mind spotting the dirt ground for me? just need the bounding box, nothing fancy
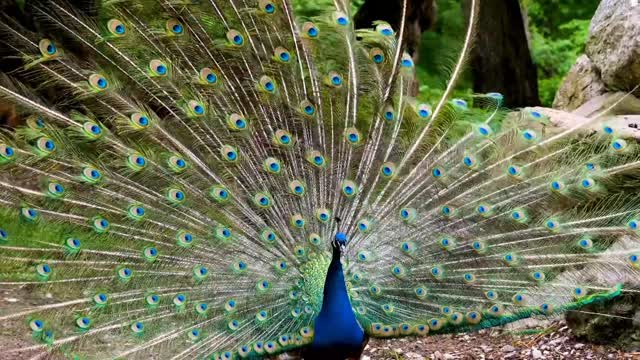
[362,321,640,360]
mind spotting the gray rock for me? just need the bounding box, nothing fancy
[586,0,640,90]
[531,348,543,359]
[501,345,516,352]
[405,351,425,360]
[553,55,607,111]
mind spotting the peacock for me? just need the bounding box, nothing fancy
[0,0,639,359]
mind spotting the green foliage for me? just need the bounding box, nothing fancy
[293,0,363,18]
[291,0,600,109]
[524,0,600,106]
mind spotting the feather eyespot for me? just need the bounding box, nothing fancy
[370,48,385,64]
[315,208,331,223]
[254,192,273,208]
[82,121,103,140]
[415,103,431,119]
[199,67,218,85]
[344,128,362,145]
[92,216,110,233]
[177,231,194,247]
[401,53,414,68]
[36,137,56,155]
[381,162,396,177]
[89,73,109,91]
[128,205,146,220]
[0,144,16,162]
[259,0,276,13]
[47,181,65,198]
[302,22,319,38]
[306,150,326,167]
[376,23,394,36]
[149,59,169,76]
[127,153,147,171]
[341,180,358,198]
[334,11,349,26]
[209,185,231,203]
[259,75,276,93]
[142,246,158,262]
[107,19,126,36]
[289,180,306,196]
[226,30,245,46]
[326,71,343,87]
[38,39,60,58]
[290,214,305,228]
[166,19,184,35]
[300,100,315,116]
[221,145,239,162]
[227,113,248,131]
[166,188,186,204]
[273,47,291,62]
[82,166,102,184]
[168,155,187,173]
[273,130,294,147]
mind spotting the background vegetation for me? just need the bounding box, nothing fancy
[293,0,602,106]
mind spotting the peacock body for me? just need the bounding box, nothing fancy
[0,0,638,359]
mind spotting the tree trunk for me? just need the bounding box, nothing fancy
[467,0,541,107]
[354,0,436,95]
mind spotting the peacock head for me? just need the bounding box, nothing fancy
[332,217,348,251]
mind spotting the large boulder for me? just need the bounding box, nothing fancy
[586,0,640,91]
[552,55,607,111]
[554,0,640,111]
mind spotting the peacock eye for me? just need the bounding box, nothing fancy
[370,48,385,64]
[300,100,315,116]
[193,265,208,280]
[303,22,319,38]
[89,73,109,90]
[127,154,147,171]
[259,0,276,13]
[341,180,358,198]
[451,98,468,109]
[401,53,414,68]
[0,144,15,161]
[39,39,60,57]
[36,137,56,154]
[226,30,244,46]
[263,157,282,174]
[290,214,305,228]
[334,11,349,26]
[611,139,627,151]
[328,71,343,87]
[289,180,306,196]
[149,59,168,76]
[254,192,273,208]
[167,188,186,204]
[187,100,205,116]
[221,145,239,162]
[344,128,361,145]
[415,103,431,119]
[274,46,291,62]
[259,75,276,93]
[166,19,184,35]
[47,182,65,197]
[376,23,394,36]
[107,19,126,36]
[477,124,492,136]
[117,267,133,281]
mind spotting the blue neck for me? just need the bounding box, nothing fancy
[310,245,365,357]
